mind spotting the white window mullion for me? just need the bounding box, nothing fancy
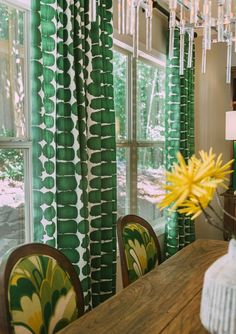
[24,146,32,242]
[0,0,31,259]
[24,7,31,140]
[129,55,138,214]
[114,42,166,226]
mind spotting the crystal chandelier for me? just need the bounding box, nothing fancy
[89,0,236,83]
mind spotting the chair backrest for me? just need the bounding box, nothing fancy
[0,243,84,334]
[117,215,162,288]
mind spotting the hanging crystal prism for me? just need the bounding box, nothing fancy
[118,0,128,34]
[188,28,194,68]
[217,0,225,42]
[145,0,153,51]
[225,0,232,38]
[179,29,185,75]
[169,0,177,59]
[126,0,132,35]
[201,37,207,74]
[130,0,136,35]
[203,0,212,51]
[89,0,97,22]
[146,17,153,51]
[133,0,140,58]
[179,6,185,75]
[190,0,199,25]
[190,0,194,24]
[207,1,212,50]
[122,0,126,34]
[225,0,232,23]
[226,32,232,83]
[118,0,122,34]
[195,0,199,24]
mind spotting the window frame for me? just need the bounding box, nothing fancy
[114,38,166,218]
[0,0,32,243]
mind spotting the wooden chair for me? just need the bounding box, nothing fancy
[0,243,84,334]
[117,214,162,288]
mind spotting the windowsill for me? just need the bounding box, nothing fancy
[152,217,165,237]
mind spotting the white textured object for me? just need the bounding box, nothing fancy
[200,239,236,334]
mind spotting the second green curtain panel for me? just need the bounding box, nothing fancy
[31,0,116,309]
[165,29,196,258]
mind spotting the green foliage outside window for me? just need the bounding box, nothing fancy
[113,50,165,169]
[137,60,165,143]
[0,130,24,182]
[0,148,24,181]
[113,49,166,220]
[0,3,24,44]
[113,51,127,141]
[0,4,24,182]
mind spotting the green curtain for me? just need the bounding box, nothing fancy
[31,0,117,309]
[164,29,195,258]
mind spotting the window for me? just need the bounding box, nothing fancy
[114,46,166,226]
[0,0,31,258]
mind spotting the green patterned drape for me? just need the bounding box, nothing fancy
[31,0,116,309]
[165,29,195,258]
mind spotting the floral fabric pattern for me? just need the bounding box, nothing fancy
[8,255,79,334]
[123,223,158,284]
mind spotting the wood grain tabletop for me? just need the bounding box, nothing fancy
[59,239,228,334]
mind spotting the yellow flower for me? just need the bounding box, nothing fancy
[178,186,215,219]
[211,153,233,183]
[159,149,233,219]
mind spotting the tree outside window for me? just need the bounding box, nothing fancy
[113,48,166,226]
[0,1,31,258]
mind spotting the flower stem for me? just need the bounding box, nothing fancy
[198,201,232,239]
[208,204,223,222]
[216,189,236,223]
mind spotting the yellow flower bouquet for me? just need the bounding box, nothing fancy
[159,148,235,237]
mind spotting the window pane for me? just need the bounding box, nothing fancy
[117,147,129,217]
[137,146,165,224]
[137,60,165,141]
[0,4,26,138]
[113,50,128,141]
[0,148,25,258]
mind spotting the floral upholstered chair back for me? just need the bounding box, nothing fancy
[117,215,162,287]
[0,243,84,334]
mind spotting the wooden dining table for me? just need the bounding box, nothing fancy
[59,239,228,334]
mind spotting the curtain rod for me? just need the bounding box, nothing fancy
[153,1,198,38]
